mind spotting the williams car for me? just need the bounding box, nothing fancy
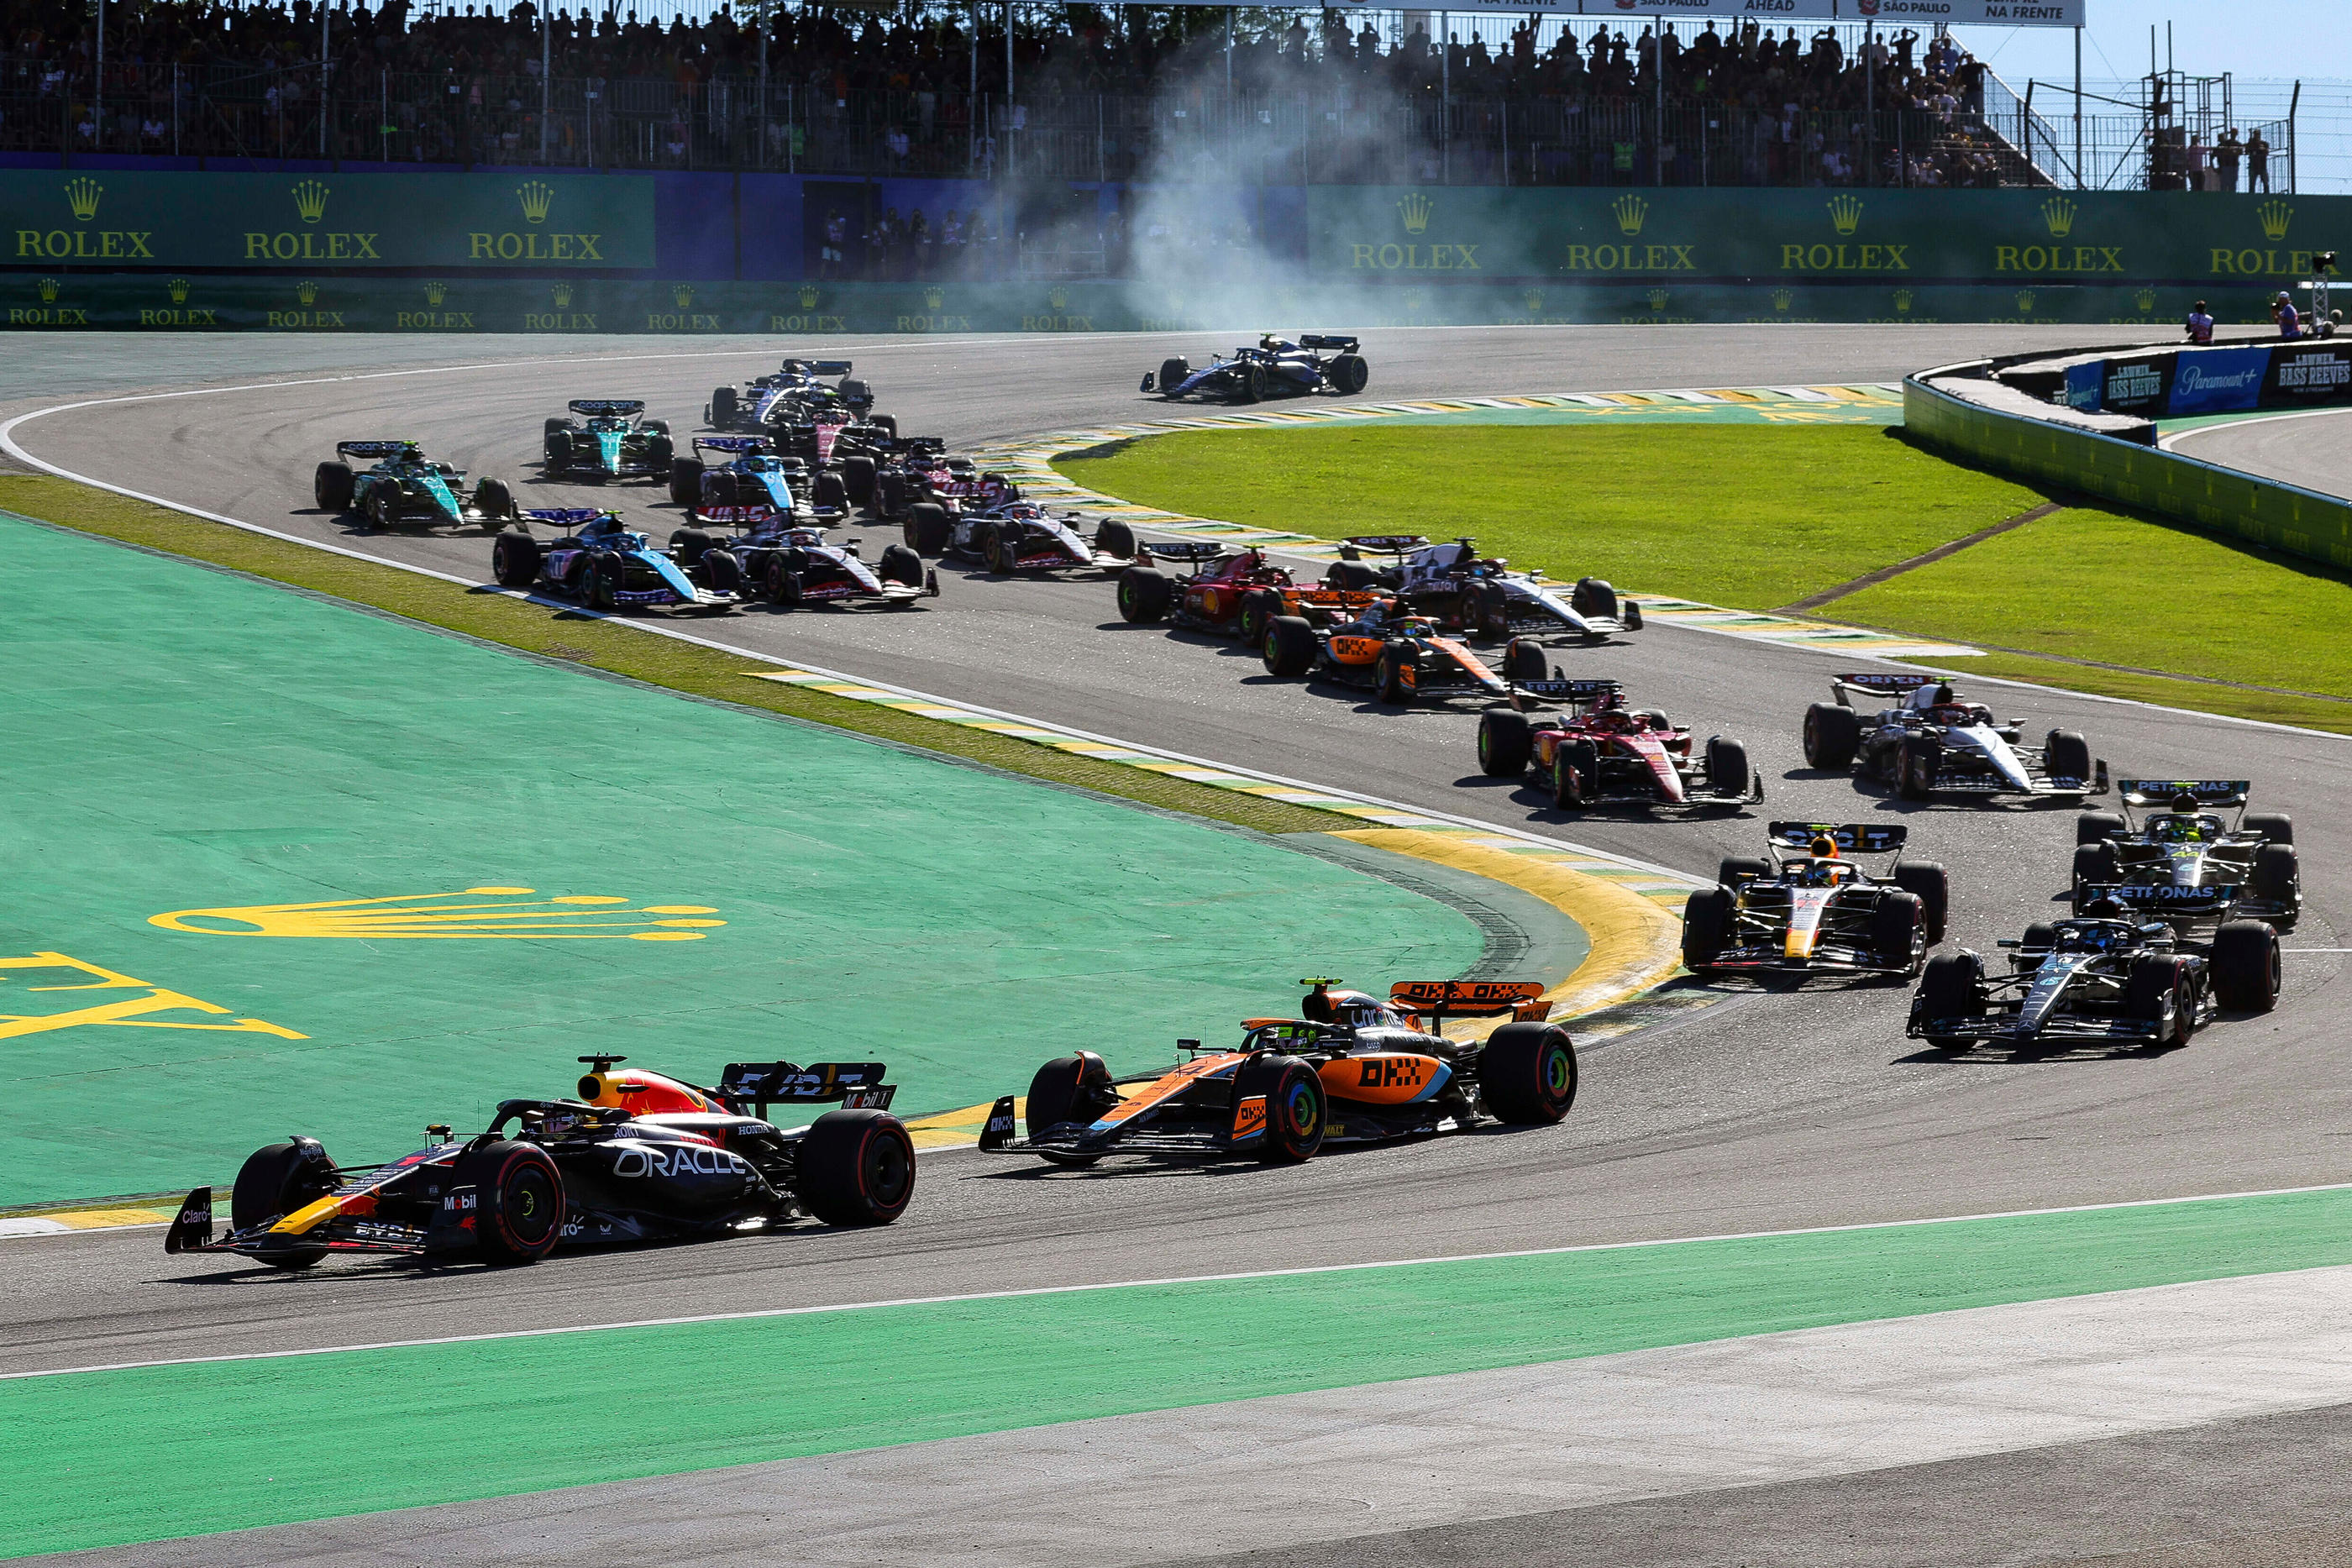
[1803,673,2106,801]
[1144,335,1369,403]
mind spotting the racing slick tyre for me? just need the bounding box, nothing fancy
[491,529,542,589]
[1117,566,1175,624]
[668,528,715,567]
[908,502,953,555]
[982,523,1017,574]
[1480,1021,1578,1125]
[1897,737,1941,801]
[876,471,909,519]
[1476,583,1513,641]
[582,556,620,611]
[1328,353,1370,396]
[1704,737,1752,800]
[230,1139,339,1240]
[1236,590,1281,650]
[2253,843,2300,916]
[1571,577,1619,620]
[815,472,851,514]
[669,458,703,507]
[543,429,573,469]
[1802,702,1861,769]
[1551,739,1599,810]
[1236,362,1268,404]
[1868,890,1925,973]
[2017,922,2058,969]
[2071,843,2120,903]
[1096,520,1137,561]
[1679,885,1732,971]
[643,436,674,470]
[764,553,804,608]
[543,416,572,437]
[1026,1053,1115,1167]
[702,470,742,511]
[1478,708,1534,777]
[709,385,738,426]
[2043,730,2094,785]
[1917,952,1987,1053]
[312,460,355,512]
[2244,812,2295,846]
[838,454,877,506]
[2076,811,2125,846]
[453,1140,565,1265]
[366,487,399,531]
[701,548,743,597]
[1374,642,1415,705]
[472,476,516,522]
[880,543,925,589]
[1326,560,1383,592]
[2126,954,2195,1047]
[1233,1054,1325,1163]
[1263,615,1316,678]
[1893,862,1950,944]
[1158,357,1190,396]
[2212,920,2282,1013]
[838,378,874,410]
[867,413,897,439]
[795,1109,916,1226]
[1503,638,1547,682]
[1715,857,1771,888]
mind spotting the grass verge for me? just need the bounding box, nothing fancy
[0,475,1350,834]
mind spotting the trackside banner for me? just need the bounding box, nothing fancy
[2059,343,2352,418]
[1,171,654,270]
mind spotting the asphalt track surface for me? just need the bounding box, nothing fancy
[2167,403,2352,500]
[8,324,2352,1563]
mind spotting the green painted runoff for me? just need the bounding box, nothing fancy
[10,1186,2352,1557]
[0,515,1481,1205]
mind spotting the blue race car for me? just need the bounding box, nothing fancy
[668,436,850,526]
[313,440,516,529]
[707,358,874,433]
[491,509,721,612]
[1144,335,1368,404]
[543,400,675,482]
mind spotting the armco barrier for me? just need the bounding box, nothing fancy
[1906,361,2352,572]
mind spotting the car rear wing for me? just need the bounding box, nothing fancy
[1299,334,1360,351]
[1767,821,1908,854]
[1389,979,1551,1026]
[1136,540,1226,564]
[2079,882,2243,913]
[717,1060,895,1116]
[695,435,766,455]
[1830,671,1941,707]
[335,440,420,459]
[517,507,620,527]
[569,399,645,416]
[806,359,853,375]
[1336,534,1430,559]
[1509,677,1621,711]
[897,435,949,454]
[2118,779,2250,808]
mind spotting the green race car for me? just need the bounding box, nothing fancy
[544,399,674,482]
[313,441,515,529]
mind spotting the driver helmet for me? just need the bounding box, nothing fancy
[2170,791,2202,813]
[2079,895,2126,919]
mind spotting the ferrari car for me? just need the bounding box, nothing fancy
[669,436,850,524]
[1144,335,1370,404]
[1476,678,1759,810]
[1908,903,2280,1054]
[2071,779,2300,927]
[869,439,1017,522]
[912,499,1139,576]
[543,400,675,482]
[491,509,719,611]
[1679,821,1947,979]
[313,440,515,529]
[691,516,934,609]
[1803,673,2107,801]
[1114,543,1383,642]
[162,1054,913,1269]
[978,978,1574,1167]
[707,359,874,432]
[1326,537,1641,642]
[1260,597,1533,703]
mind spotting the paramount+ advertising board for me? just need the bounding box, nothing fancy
[1310,187,2352,286]
[2,170,653,270]
[2061,342,2352,418]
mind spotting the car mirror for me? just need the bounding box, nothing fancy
[1995,939,2019,947]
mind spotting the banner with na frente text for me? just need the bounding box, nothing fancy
[2,170,654,270]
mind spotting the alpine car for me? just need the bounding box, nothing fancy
[1908,901,2281,1055]
[978,978,1574,1167]
[163,1054,914,1269]
[669,436,851,524]
[1261,597,1537,703]
[682,516,935,610]
[313,440,515,529]
[1803,673,2107,801]
[543,400,675,482]
[1326,537,1641,642]
[1476,678,1760,810]
[2071,779,2301,927]
[491,509,721,611]
[1144,334,1370,403]
[1679,821,1948,979]
[706,359,874,432]
[912,499,1140,576]
[1114,543,1383,643]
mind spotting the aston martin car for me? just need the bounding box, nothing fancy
[1803,673,2106,801]
[544,400,674,482]
[313,440,514,529]
[1679,821,1947,979]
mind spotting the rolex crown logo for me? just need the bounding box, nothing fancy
[297,281,318,307]
[2015,290,2036,313]
[923,286,944,309]
[551,282,575,308]
[1047,286,1069,310]
[167,277,189,304]
[150,887,727,941]
[1825,194,1864,237]
[2258,200,2293,241]
[1522,289,1543,312]
[1646,287,1670,312]
[424,281,447,307]
[798,285,820,308]
[2134,286,2156,312]
[1401,289,1425,312]
[1893,288,1914,314]
[1610,193,1648,236]
[1396,191,1434,235]
[516,180,556,225]
[291,178,332,224]
[38,278,58,303]
[1771,287,1793,312]
[672,285,695,308]
[2040,196,2076,238]
[64,176,103,221]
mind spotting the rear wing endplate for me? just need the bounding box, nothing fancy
[2118,779,2250,808]
[1767,821,1908,853]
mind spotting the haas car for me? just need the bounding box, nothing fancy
[979,978,1574,1167]
[1145,334,1370,403]
[543,400,674,482]
[164,1055,914,1269]
[1909,899,2281,1055]
[1262,595,1529,704]
[1680,822,1949,980]
[1803,673,2107,801]
[1114,543,1383,642]
[2071,779,2301,927]
[313,440,515,529]
[670,436,851,524]
[682,516,933,610]
[491,509,719,611]
[707,358,874,433]
[1329,537,1641,642]
[1477,678,1760,810]
[914,499,1140,576]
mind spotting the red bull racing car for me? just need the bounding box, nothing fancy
[164,1056,913,1269]
[979,978,1574,1167]
[1476,678,1760,810]
[1679,821,1949,980]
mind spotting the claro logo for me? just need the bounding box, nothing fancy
[612,1144,744,1179]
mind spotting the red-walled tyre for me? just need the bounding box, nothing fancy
[459,1140,566,1264]
[795,1109,916,1225]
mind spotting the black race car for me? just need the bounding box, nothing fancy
[707,359,874,432]
[979,978,1573,1167]
[1145,335,1369,403]
[2071,779,2300,927]
[1803,672,2106,802]
[164,1055,914,1269]
[1261,597,1535,703]
[543,400,674,481]
[869,438,1017,523]
[1679,821,1947,979]
[491,509,722,611]
[313,440,515,529]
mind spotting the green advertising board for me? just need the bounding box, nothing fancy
[1,170,654,270]
[1310,187,2352,287]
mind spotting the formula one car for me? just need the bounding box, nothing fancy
[978,978,1572,1167]
[1261,596,1533,703]
[1114,543,1384,643]
[1327,537,1641,642]
[491,509,720,611]
[2071,780,2301,927]
[163,1055,913,1269]
[543,400,674,482]
[1679,821,1947,979]
[706,359,874,432]
[869,438,1017,523]
[1803,673,2106,801]
[913,499,1140,576]
[1476,678,1760,810]
[677,516,935,610]
[669,436,851,523]
[1908,901,2280,1055]
[1144,335,1369,403]
[313,441,516,529]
